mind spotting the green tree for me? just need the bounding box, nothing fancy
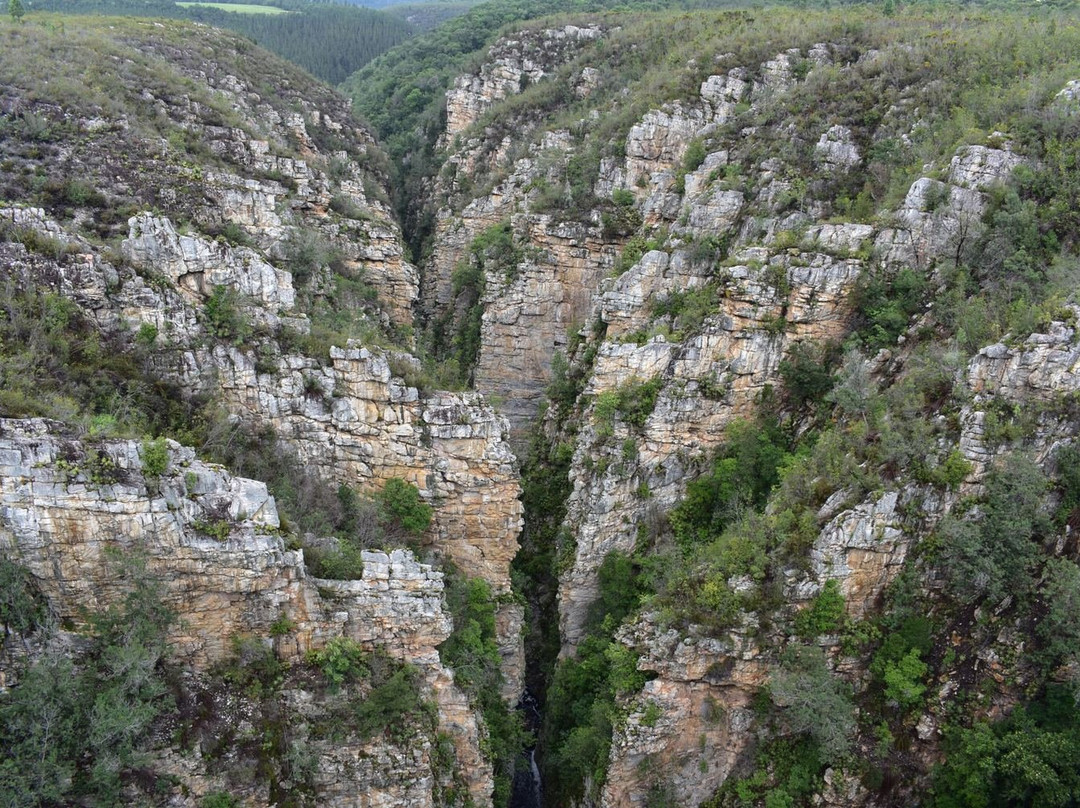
[0,557,46,644]
[8,0,25,22]
[0,553,174,805]
[769,645,856,763]
[0,653,81,805]
[938,454,1048,605]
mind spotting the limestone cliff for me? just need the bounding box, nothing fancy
[6,7,1080,808]
[0,18,523,807]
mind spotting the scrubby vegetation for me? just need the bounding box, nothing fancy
[541,549,648,806]
[440,573,530,806]
[461,5,1080,805]
[0,553,441,806]
[5,0,1080,805]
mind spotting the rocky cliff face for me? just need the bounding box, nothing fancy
[1,13,527,698]
[6,8,1080,808]
[442,24,604,142]
[0,417,492,805]
[416,14,1080,807]
[6,208,525,694]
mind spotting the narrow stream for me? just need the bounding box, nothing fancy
[509,689,543,808]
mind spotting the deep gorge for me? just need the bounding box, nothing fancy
[3,4,1080,807]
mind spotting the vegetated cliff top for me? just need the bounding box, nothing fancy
[347,2,1080,248]
[0,14,392,235]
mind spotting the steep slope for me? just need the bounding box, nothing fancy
[0,16,523,807]
[403,7,1080,807]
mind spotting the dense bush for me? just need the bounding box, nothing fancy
[794,579,846,639]
[379,477,433,537]
[932,686,1080,808]
[0,556,48,642]
[541,550,647,805]
[768,645,856,764]
[0,283,201,436]
[202,285,252,345]
[0,554,174,805]
[937,454,1049,606]
[779,341,837,411]
[668,418,794,552]
[429,222,520,388]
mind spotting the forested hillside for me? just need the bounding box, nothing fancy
[343,0,753,252]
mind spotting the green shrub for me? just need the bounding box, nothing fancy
[284,227,342,283]
[0,556,47,639]
[379,477,433,536]
[937,454,1048,606]
[202,285,252,345]
[217,635,284,699]
[269,613,295,637]
[353,662,432,741]
[614,376,662,429]
[440,572,528,804]
[682,139,707,175]
[1054,443,1080,526]
[701,737,823,808]
[201,793,240,808]
[668,418,793,551]
[769,645,855,764]
[140,436,169,477]
[932,686,1080,808]
[794,579,846,638]
[779,341,836,410]
[880,649,928,710]
[923,448,972,491]
[852,267,927,351]
[0,555,174,806]
[304,540,365,580]
[134,322,158,350]
[1034,557,1080,672]
[640,701,662,727]
[307,637,369,687]
[651,282,720,339]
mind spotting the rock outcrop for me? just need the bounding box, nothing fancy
[443,24,605,140]
[416,20,1080,807]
